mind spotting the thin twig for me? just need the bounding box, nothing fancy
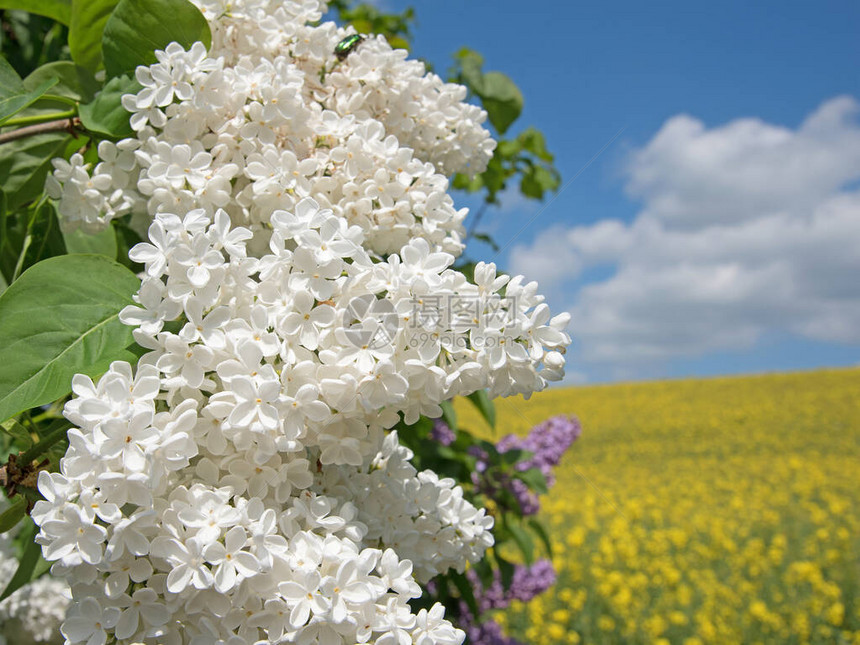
[0,117,82,145]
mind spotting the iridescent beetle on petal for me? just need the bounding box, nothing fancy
[334,34,365,61]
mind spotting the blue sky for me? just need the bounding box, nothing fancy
[374,0,860,383]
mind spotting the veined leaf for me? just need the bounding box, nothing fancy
[68,0,119,72]
[0,77,58,126]
[2,201,69,284]
[0,133,73,211]
[0,417,33,451]
[24,61,99,102]
[78,74,138,139]
[0,56,25,100]
[0,0,71,25]
[101,0,211,79]
[0,497,26,533]
[479,71,523,135]
[63,225,117,258]
[0,254,140,423]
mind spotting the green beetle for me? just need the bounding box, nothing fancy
[334,34,365,61]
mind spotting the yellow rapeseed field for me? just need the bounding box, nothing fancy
[456,368,860,645]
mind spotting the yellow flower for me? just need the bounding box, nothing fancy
[826,602,845,626]
[598,615,615,632]
[454,368,860,645]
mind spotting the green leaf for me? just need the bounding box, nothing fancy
[4,201,68,283]
[0,417,33,451]
[452,47,484,92]
[449,426,477,452]
[494,551,514,591]
[528,518,554,558]
[102,0,211,79]
[69,0,119,72]
[451,172,483,193]
[521,165,560,200]
[0,56,25,99]
[476,438,501,462]
[78,74,138,139]
[500,448,531,466]
[471,232,500,252]
[439,400,457,432]
[0,78,58,126]
[507,517,535,565]
[479,71,523,135]
[24,61,99,102]
[466,389,496,429]
[516,466,549,495]
[0,521,40,601]
[0,497,26,533]
[0,133,73,211]
[18,419,71,463]
[333,2,414,51]
[518,127,553,162]
[450,49,524,135]
[495,139,521,159]
[479,155,507,199]
[112,219,145,272]
[63,225,117,258]
[0,0,71,25]
[448,570,480,617]
[472,556,494,590]
[0,254,140,423]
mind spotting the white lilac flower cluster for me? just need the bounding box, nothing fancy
[46,0,494,257]
[0,521,69,645]
[35,1,571,643]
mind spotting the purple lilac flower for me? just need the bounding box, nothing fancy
[466,559,557,612]
[508,478,540,516]
[456,560,557,644]
[435,415,578,643]
[474,415,581,515]
[430,418,456,445]
[463,618,524,645]
[498,415,582,487]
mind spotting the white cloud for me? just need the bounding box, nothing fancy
[510,97,860,375]
[627,97,860,227]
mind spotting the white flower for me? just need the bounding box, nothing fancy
[38,2,569,642]
[278,291,335,351]
[413,605,465,645]
[150,536,213,593]
[203,526,260,592]
[39,505,106,566]
[155,332,214,389]
[61,597,119,645]
[225,371,281,433]
[279,569,326,628]
[96,411,155,472]
[114,587,169,639]
[374,596,416,645]
[105,512,154,561]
